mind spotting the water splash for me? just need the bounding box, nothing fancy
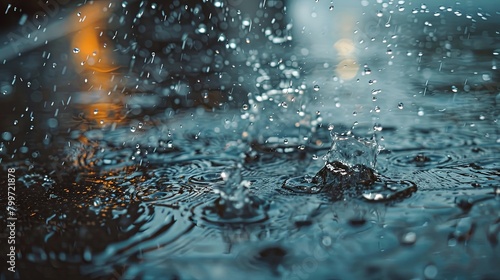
[283,131,417,201]
[202,165,268,223]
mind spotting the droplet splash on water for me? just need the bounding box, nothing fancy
[283,132,417,201]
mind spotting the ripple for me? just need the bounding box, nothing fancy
[378,149,458,171]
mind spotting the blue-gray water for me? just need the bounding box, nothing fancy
[1,1,499,279]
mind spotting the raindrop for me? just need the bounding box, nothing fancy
[373,123,383,131]
[313,85,320,92]
[328,124,334,131]
[130,126,137,132]
[374,106,381,113]
[376,11,383,17]
[417,108,424,116]
[398,102,404,109]
[401,232,417,245]
[93,109,98,115]
[424,264,438,279]
[73,48,80,53]
[329,5,334,11]
[283,139,289,145]
[138,122,144,129]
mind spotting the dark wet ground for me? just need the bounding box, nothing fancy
[1,1,500,279]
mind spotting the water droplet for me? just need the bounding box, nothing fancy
[130,126,137,132]
[398,102,404,109]
[242,104,249,111]
[374,106,381,113]
[328,124,334,131]
[376,11,383,17]
[280,102,288,108]
[424,264,438,279]
[73,48,80,53]
[329,5,334,11]
[283,139,289,144]
[313,85,320,92]
[373,123,383,131]
[312,154,319,160]
[93,109,98,115]
[417,108,425,116]
[138,122,143,129]
[93,197,102,207]
[401,232,417,245]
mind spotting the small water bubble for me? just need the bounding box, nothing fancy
[424,264,438,279]
[73,48,80,53]
[322,236,332,246]
[52,63,57,68]
[93,109,98,115]
[283,139,289,145]
[417,108,424,116]
[373,123,383,131]
[374,106,381,113]
[398,102,404,109]
[376,11,383,17]
[130,126,137,132]
[451,85,458,93]
[242,104,249,111]
[167,140,173,148]
[401,232,417,245]
[329,5,334,11]
[313,85,320,92]
[352,111,357,116]
[138,122,143,129]
[280,102,288,108]
[298,145,305,150]
[312,154,319,160]
[328,124,334,131]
